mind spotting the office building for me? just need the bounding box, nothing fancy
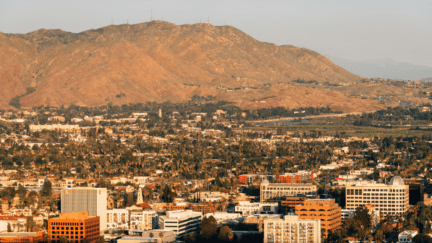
[345,176,409,216]
[340,209,355,224]
[235,202,278,215]
[264,215,321,243]
[158,210,201,239]
[260,181,317,203]
[61,188,107,231]
[295,199,341,235]
[48,212,100,243]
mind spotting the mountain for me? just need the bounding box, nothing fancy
[327,56,432,81]
[420,77,432,83]
[0,21,382,111]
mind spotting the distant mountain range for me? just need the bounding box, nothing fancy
[1,21,385,112]
[326,56,432,81]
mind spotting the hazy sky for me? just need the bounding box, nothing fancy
[1,0,431,67]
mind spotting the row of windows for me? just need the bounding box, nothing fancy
[347,205,405,210]
[50,222,84,226]
[52,227,84,230]
[264,188,314,191]
[51,231,84,235]
[51,235,84,239]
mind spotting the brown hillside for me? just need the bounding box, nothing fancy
[0,21,378,111]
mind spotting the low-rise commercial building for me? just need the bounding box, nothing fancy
[158,210,201,239]
[239,175,275,185]
[235,202,278,215]
[398,230,418,243]
[277,171,313,183]
[0,232,44,243]
[260,181,317,202]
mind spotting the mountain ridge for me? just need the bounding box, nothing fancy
[0,21,383,112]
[327,55,432,81]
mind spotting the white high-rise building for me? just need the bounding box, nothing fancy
[264,215,321,243]
[61,187,108,232]
[345,176,409,217]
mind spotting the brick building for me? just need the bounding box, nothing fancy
[0,232,44,243]
[277,171,313,183]
[280,196,307,214]
[48,212,100,243]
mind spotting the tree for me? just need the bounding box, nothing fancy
[59,236,68,243]
[218,226,234,241]
[96,236,105,243]
[25,216,34,232]
[7,223,12,232]
[201,216,217,239]
[413,234,432,243]
[125,193,135,206]
[17,185,27,199]
[161,185,175,203]
[9,96,21,109]
[41,181,52,197]
[354,206,372,229]
[184,232,196,243]
[26,87,36,95]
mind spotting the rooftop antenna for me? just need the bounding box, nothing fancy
[127,19,129,24]
[111,19,113,25]
[151,10,153,21]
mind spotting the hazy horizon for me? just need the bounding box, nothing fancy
[1,0,431,68]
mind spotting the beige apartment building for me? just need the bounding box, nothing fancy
[345,176,409,216]
[130,210,157,230]
[61,188,108,232]
[264,215,321,243]
[260,181,317,203]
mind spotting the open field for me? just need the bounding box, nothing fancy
[240,124,432,138]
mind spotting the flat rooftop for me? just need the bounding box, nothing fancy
[0,232,40,237]
[266,183,315,186]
